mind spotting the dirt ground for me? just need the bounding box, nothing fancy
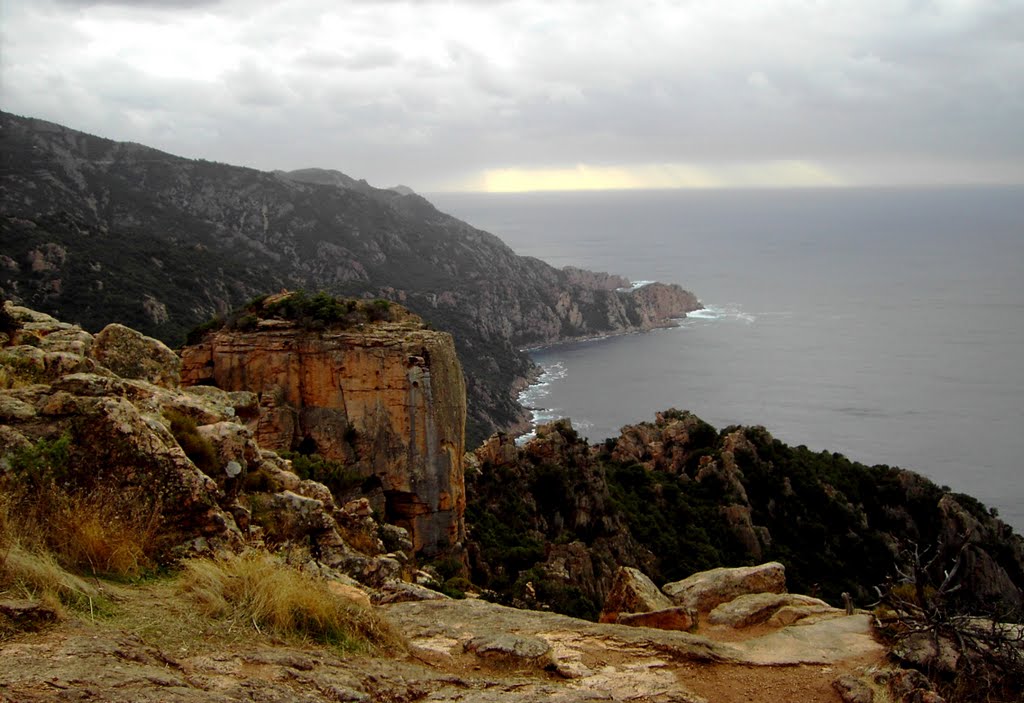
[0,581,890,703]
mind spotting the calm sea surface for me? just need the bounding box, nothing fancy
[430,188,1024,533]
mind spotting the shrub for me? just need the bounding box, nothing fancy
[184,315,225,345]
[366,298,392,322]
[1,435,163,582]
[280,451,363,501]
[164,410,219,475]
[876,538,1024,702]
[178,552,404,653]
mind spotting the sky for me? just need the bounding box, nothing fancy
[1,0,1022,192]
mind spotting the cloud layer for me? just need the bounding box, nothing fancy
[3,0,1022,190]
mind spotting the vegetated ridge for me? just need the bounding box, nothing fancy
[0,110,701,445]
[466,414,1024,624]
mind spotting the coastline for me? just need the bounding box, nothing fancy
[511,311,698,442]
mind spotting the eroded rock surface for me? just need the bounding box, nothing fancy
[599,566,675,623]
[663,563,787,614]
[181,310,466,557]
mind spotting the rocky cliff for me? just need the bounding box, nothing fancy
[0,110,702,444]
[0,300,445,583]
[466,414,1024,621]
[180,293,466,557]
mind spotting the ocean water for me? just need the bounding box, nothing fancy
[429,187,1024,533]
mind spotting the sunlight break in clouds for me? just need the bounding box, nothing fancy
[474,161,844,192]
[1,0,1022,190]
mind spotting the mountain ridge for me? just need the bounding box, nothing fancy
[0,110,701,444]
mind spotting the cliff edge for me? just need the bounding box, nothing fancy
[180,292,466,557]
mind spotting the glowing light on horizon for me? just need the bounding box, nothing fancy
[459,160,844,193]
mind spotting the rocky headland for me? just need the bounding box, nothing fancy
[466,415,1024,622]
[0,110,701,444]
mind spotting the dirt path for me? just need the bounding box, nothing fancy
[0,585,888,703]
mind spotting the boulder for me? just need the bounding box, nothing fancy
[891,631,961,674]
[616,607,696,631]
[599,566,674,623]
[195,421,261,482]
[465,633,553,666]
[91,323,180,388]
[707,592,837,628]
[325,581,372,610]
[373,580,450,605]
[0,393,36,421]
[832,675,875,703]
[662,562,787,613]
[0,598,59,632]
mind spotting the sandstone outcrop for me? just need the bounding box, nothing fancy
[662,563,787,614]
[0,302,423,584]
[180,297,466,557]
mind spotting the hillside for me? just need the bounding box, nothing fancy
[0,111,701,444]
[467,415,1024,622]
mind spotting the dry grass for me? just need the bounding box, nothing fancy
[0,491,103,638]
[179,552,404,654]
[1,471,163,581]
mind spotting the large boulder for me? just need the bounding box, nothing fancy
[91,323,181,388]
[662,562,787,614]
[707,592,837,628]
[599,566,675,623]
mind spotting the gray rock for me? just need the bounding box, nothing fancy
[52,372,126,397]
[374,580,450,605]
[615,607,696,631]
[599,566,674,622]
[662,562,787,613]
[0,598,59,631]
[0,393,36,421]
[707,592,836,628]
[381,523,414,553]
[833,675,874,703]
[91,322,181,388]
[465,633,553,664]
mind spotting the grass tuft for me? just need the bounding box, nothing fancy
[179,552,404,653]
[1,436,164,582]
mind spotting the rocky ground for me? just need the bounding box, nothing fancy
[0,579,888,703]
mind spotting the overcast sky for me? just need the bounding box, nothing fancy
[2,0,1022,191]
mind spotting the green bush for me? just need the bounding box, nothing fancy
[5,433,72,486]
[280,451,363,501]
[164,411,218,475]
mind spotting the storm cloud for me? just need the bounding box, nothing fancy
[2,0,1022,190]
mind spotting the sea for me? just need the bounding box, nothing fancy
[429,187,1024,534]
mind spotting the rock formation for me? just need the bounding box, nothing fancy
[662,562,788,615]
[180,294,466,557]
[0,301,423,583]
[466,414,1024,620]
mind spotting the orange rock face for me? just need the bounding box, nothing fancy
[181,319,466,557]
